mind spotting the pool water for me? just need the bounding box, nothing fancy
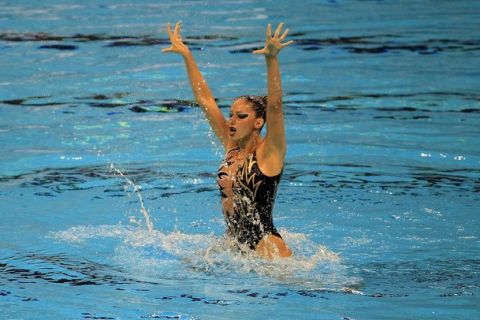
[1,1,479,319]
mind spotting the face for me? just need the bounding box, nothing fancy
[228,99,264,142]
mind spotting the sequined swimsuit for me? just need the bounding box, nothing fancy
[217,146,282,249]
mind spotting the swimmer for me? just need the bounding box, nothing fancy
[163,21,293,259]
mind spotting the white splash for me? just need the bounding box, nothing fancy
[49,224,360,292]
[109,163,154,233]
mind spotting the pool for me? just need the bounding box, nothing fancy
[1,1,479,319]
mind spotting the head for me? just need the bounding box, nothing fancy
[228,95,267,142]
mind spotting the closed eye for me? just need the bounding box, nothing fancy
[238,114,248,119]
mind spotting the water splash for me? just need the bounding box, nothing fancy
[109,163,154,232]
[50,224,361,291]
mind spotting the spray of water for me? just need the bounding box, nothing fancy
[109,163,154,233]
[49,224,361,292]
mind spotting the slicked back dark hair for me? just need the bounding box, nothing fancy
[234,95,267,125]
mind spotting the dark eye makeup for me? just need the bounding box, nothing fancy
[229,112,249,119]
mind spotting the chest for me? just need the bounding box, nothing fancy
[217,148,257,187]
[218,153,244,184]
[219,155,266,201]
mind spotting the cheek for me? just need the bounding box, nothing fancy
[240,119,255,129]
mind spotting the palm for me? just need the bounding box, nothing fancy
[162,21,189,56]
[254,23,293,57]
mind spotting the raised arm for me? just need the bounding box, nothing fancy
[254,23,293,172]
[163,22,229,147]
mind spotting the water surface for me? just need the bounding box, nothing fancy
[1,1,479,319]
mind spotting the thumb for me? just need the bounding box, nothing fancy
[253,47,267,54]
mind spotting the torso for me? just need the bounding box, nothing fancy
[217,146,282,249]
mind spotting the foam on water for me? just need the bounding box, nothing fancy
[49,223,361,293]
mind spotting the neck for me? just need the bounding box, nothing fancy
[237,132,259,153]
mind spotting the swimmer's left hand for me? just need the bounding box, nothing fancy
[253,23,294,58]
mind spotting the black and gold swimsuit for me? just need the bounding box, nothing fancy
[217,146,282,249]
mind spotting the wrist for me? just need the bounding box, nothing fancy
[265,55,278,63]
[182,50,193,59]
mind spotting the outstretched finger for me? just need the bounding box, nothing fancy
[166,22,173,38]
[162,47,173,53]
[266,23,272,39]
[253,47,267,55]
[274,22,284,39]
[174,21,181,36]
[281,40,294,48]
[279,28,289,41]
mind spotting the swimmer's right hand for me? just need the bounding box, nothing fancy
[162,21,190,56]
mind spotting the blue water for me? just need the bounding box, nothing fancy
[1,1,479,319]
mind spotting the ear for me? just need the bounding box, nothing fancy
[254,118,264,129]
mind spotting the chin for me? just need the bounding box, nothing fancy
[231,136,241,143]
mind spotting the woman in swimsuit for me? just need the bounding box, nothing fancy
[163,21,293,259]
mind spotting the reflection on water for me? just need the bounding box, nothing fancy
[2,161,478,199]
[2,30,480,54]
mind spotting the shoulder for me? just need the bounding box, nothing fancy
[256,140,284,177]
